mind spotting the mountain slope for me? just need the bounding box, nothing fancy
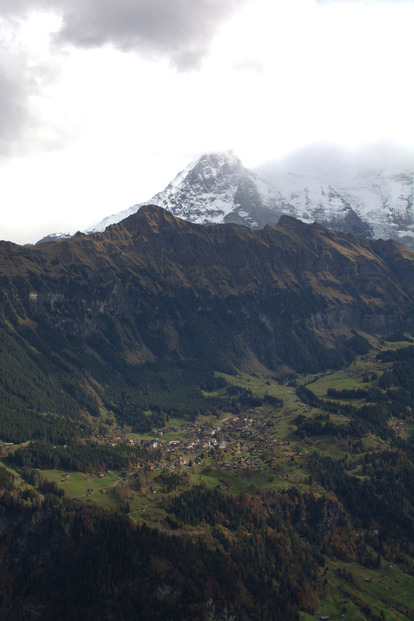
[263,171,373,237]
[11,205,414,310]
[2,205,414,441]
[338,169,414,245]
[88,152,290,233]
[3,206,414,621]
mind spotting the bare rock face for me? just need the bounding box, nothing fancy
[136,152,289,229]
[2,205,414,453]
[4,205,414,378]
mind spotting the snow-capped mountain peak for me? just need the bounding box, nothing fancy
[146,151,287,229]
[88,151,288,234]
[36,231,72,245]
[335,168,414,244]
[85,151,413,248]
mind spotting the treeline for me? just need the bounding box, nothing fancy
[296,370,414,439]
[145,484,327,615]
[308,451,414,563]
[0,321,99,419]
[377,345,414,363]
[7,440,154,472]
[0,463,15,493]
[380,356,414,392]
[0,322,95,443]
[103,360,228,430]
[154,471,188,493]
[0,480,312,619]
[167,483,400,608]
[0,314,230,439]
[383,331,412,343]
[0,411,91,445]
[225,385,283,411]
[295,415,368,440]
[273,327,371,373]
[327,387,369,399]
[169,484,334,542]
[168,483,384,568]
[344,333,371,355]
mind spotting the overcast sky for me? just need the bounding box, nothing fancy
[1,0,413,245]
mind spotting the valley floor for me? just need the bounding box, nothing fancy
[1,334,414,620]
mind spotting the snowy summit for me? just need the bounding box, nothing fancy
[82,151,413,248]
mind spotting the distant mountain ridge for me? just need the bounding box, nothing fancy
[36,231,72,244]
[86,152,413,247]
[335,169,414,246]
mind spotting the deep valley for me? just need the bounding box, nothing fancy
[1,207,414,620]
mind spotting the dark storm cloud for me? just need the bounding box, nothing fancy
[1,0,245,70]
[0,0,245,155]
[0,30,41,157]
[56,0,243,70]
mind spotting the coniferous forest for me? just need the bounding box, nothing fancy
[2,209,414,619]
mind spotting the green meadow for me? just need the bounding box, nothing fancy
[304,560,414,621]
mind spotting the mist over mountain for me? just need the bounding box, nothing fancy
[257,145,414,248]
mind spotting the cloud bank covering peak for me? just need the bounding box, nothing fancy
[0,0,413,245]
[0,0,244,156]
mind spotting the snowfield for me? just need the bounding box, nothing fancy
[86,152,413,248]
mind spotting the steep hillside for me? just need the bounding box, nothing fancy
[2,205,414,440]
[88,152,290,232]
[3,207,414,620]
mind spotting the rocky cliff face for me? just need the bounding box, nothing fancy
[4,206,414,370]
[88,152,289,233]
[2,205,414,437]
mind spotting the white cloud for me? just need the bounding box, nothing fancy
[0,0,413,244]
[255,142,414,186]
[54,0,243,70]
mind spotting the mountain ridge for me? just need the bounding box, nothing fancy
[3,208,414,621]
[84,152,412,247]
[88,152,373,239]
[3,206,414,372]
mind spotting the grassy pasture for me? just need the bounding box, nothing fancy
[308,369,366,397]
[313,559,414,621]
[25,347,405,520]
[41,469,122,498]
[300,335,412,401]
[218,371,288,400]
[196,468,251,495]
